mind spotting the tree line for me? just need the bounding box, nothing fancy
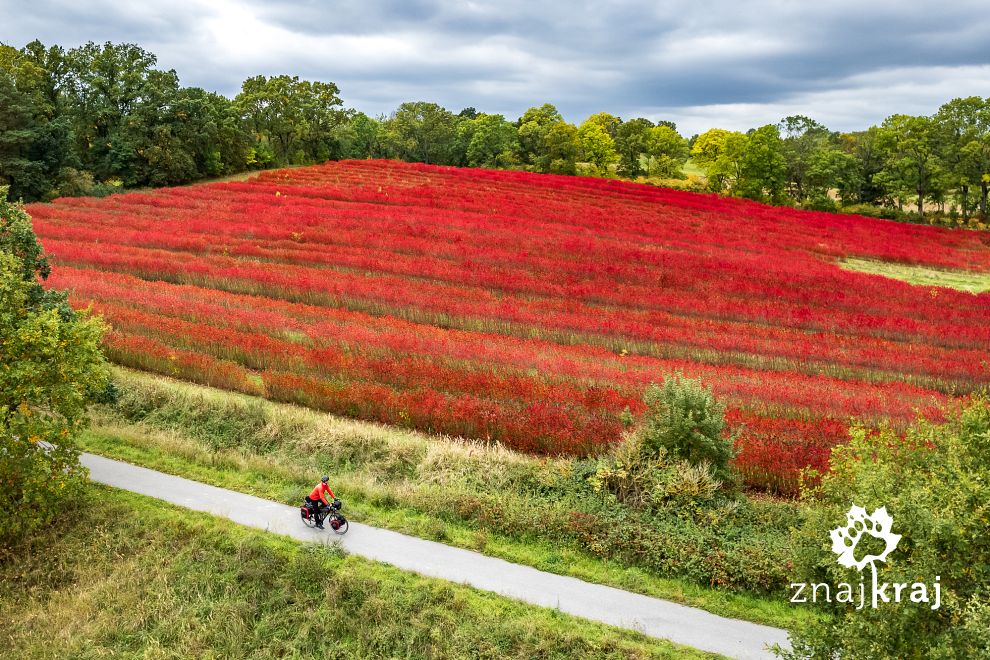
[1,40,988,221]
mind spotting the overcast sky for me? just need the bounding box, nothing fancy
[2,0,989,135]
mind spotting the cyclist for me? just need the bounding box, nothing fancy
[305,475,336,529]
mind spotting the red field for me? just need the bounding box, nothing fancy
[29,160,990,493]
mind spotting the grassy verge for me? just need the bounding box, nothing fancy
[841,257,990,294]
[80,367,813,631]
[0,486,713,659]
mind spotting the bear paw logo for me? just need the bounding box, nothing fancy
[830,505,901,571]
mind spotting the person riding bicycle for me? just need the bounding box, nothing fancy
[305,476,336,529]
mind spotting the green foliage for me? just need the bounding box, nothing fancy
[874,114,943,218]
[935,96,990,219]
[786,400,990,659]
[236,74,345,166]
[458,113,518,168]
[778,115,862,207]
[735,124,787,203]
[0,191,110,550]
[0,52,73,201]
[615,118,655,177]
[583,112,621,138]
[545,122,581,175]
[4,36,988,220]
[641,125,689,178]
[2,35,990,220]
[518,104,580,174]
[587,433,722,515]
[638,376,736,484]
[836,128,885,204]
[380,101,460,165]
[578,119,619,176]
[691,128,746,192]
[344,112,383,159]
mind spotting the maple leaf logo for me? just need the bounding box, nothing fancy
[830,505,902,571]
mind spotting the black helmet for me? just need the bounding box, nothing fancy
[321,475,329,483]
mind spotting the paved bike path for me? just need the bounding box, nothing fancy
[81,453,790,659]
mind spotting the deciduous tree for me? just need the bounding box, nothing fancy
[380,101,460,165]
[1,190,110,549]
[614,118,654,177]
[578,118,619,176]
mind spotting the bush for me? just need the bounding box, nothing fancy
[803,194,837,213]
[639,376,736,483]
[0,191,110,551]
[784,400,990,659]
[587,433,722,514]
[54,167,95,198]
[643,175,707,192]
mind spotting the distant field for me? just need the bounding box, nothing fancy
[841,257,990,294]
[681,158,706,178]
[30,160,990,493]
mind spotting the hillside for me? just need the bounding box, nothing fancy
[28,160,990,493]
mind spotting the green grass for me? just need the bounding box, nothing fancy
[841,257,990,294]
[681,159,706,178]
[1,486,714,659]
[75,367,813,632]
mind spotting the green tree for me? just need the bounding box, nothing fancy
[198,89,252,176]
[578,117,619,176]
[935,97,990,219]
[235,75,344,166]
[614,118,654,177]
[106,69,198,186]
[545,121,581,175]
[875,114,942,219]
[642,125,689,178]
[778,115,833,203]
[786,401,990,659]
[459,113,518,169]
[692,128,748,193]
[18,40,71,116]
[343,112,382,159]
[517,104,565,173]
[297,79,348,162]
[380,101,460,165]
[0,46,74,201]
[804,146,860,210]
[64,42,159,179]
[736,124,787,203]
[1,190,110,550]
[837,129,884,204]
[583,112,621,139]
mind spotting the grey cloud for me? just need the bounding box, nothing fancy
[1,0,989,132]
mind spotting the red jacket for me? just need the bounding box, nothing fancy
[309,482,335,506]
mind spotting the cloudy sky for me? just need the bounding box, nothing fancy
[2,0,989,135]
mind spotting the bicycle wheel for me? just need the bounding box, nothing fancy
[332,515,349,535]
[300,506,317,528]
